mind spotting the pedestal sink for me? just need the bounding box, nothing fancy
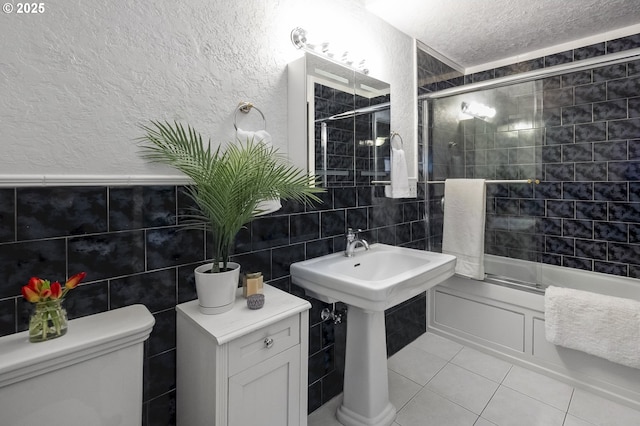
[291,244,456,426]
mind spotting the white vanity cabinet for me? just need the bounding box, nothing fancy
[176,284,311,426]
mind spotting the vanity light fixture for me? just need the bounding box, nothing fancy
[290,27,369,75]
[461,101,496,120]
[358,137,387,147]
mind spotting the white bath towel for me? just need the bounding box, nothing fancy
[545,286,640,369]
[236,128,282,215]
[384,147,412,198]
[442,179,486,280]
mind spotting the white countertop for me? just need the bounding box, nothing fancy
[176,284,311,345]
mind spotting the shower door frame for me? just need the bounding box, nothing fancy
[419,47,640,287]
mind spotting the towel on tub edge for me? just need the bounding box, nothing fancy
[544,285,640,369]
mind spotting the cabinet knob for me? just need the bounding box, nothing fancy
[264,337,274,348]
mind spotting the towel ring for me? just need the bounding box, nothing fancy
[390,131,403,149]
[234,102,266,130]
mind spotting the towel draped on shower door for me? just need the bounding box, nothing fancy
[441,178,486,280]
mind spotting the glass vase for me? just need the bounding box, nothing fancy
[28,299,68,342]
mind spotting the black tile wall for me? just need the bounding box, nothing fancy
[385,293,426,356]
[109,186,177,231]
[68,231,146,281]
[0,189,15,243]
[420,31,640,279]
[0,239,66,299]
[16,187,107,240]
[574,43,605,60]
[0,184,425,423]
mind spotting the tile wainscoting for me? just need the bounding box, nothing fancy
[0,183,426,424]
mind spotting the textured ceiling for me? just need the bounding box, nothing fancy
[364,0,640,70]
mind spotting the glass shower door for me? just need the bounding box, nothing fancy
[424,80,545,289]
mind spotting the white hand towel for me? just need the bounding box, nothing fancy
[384,147,412,198]
[545,286,640,369]
[236,128,271,145]
[236,128,282,215]
[442,179,486,280]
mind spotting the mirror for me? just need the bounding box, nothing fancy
[288,52,391,187]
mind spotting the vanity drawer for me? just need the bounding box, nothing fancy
[228,314,300,375]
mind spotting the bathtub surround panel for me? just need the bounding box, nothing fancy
[0,184,425,422]
[429,266,640,410]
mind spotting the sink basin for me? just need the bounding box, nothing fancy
[290,243,456,311]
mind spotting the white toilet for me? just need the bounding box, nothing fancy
[0,304,155,426]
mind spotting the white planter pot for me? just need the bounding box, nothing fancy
[194,262,240,315]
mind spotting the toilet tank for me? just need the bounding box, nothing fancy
[0,304,155,426]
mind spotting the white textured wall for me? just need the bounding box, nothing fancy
[0,0,416,180]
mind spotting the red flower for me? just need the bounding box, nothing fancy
[64,272,86,290]
[21,285,40,303]
[27,277,44,292]
[21,272,87,304]
[50,281,62,299]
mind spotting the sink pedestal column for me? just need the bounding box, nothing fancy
[336,306,396,426]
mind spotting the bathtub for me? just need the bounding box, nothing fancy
[427,254,640,410]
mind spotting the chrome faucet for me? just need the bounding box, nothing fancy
[344,228,369,257]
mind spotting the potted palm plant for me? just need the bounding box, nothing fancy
[138,121,322,314]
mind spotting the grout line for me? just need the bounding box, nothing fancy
[497,380,568,416]
[424,359,449,387]
[562,405,569,425]
[12,188,17,242]
[386,363,424,389]
[429,359,489,415]
[474,417,498,426]
[562,390,575,425]
[12,297,18,334]
[501,364,514,385]
[561,388,594,426]
[389,373,422,413]
[448,358,511,385]
[478,368,503,420]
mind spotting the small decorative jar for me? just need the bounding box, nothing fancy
[29,299,68,342]
[246,293,265,310]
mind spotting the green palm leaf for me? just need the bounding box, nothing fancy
[137,121,323,272]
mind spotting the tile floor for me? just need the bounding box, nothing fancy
[308,332,640,426]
